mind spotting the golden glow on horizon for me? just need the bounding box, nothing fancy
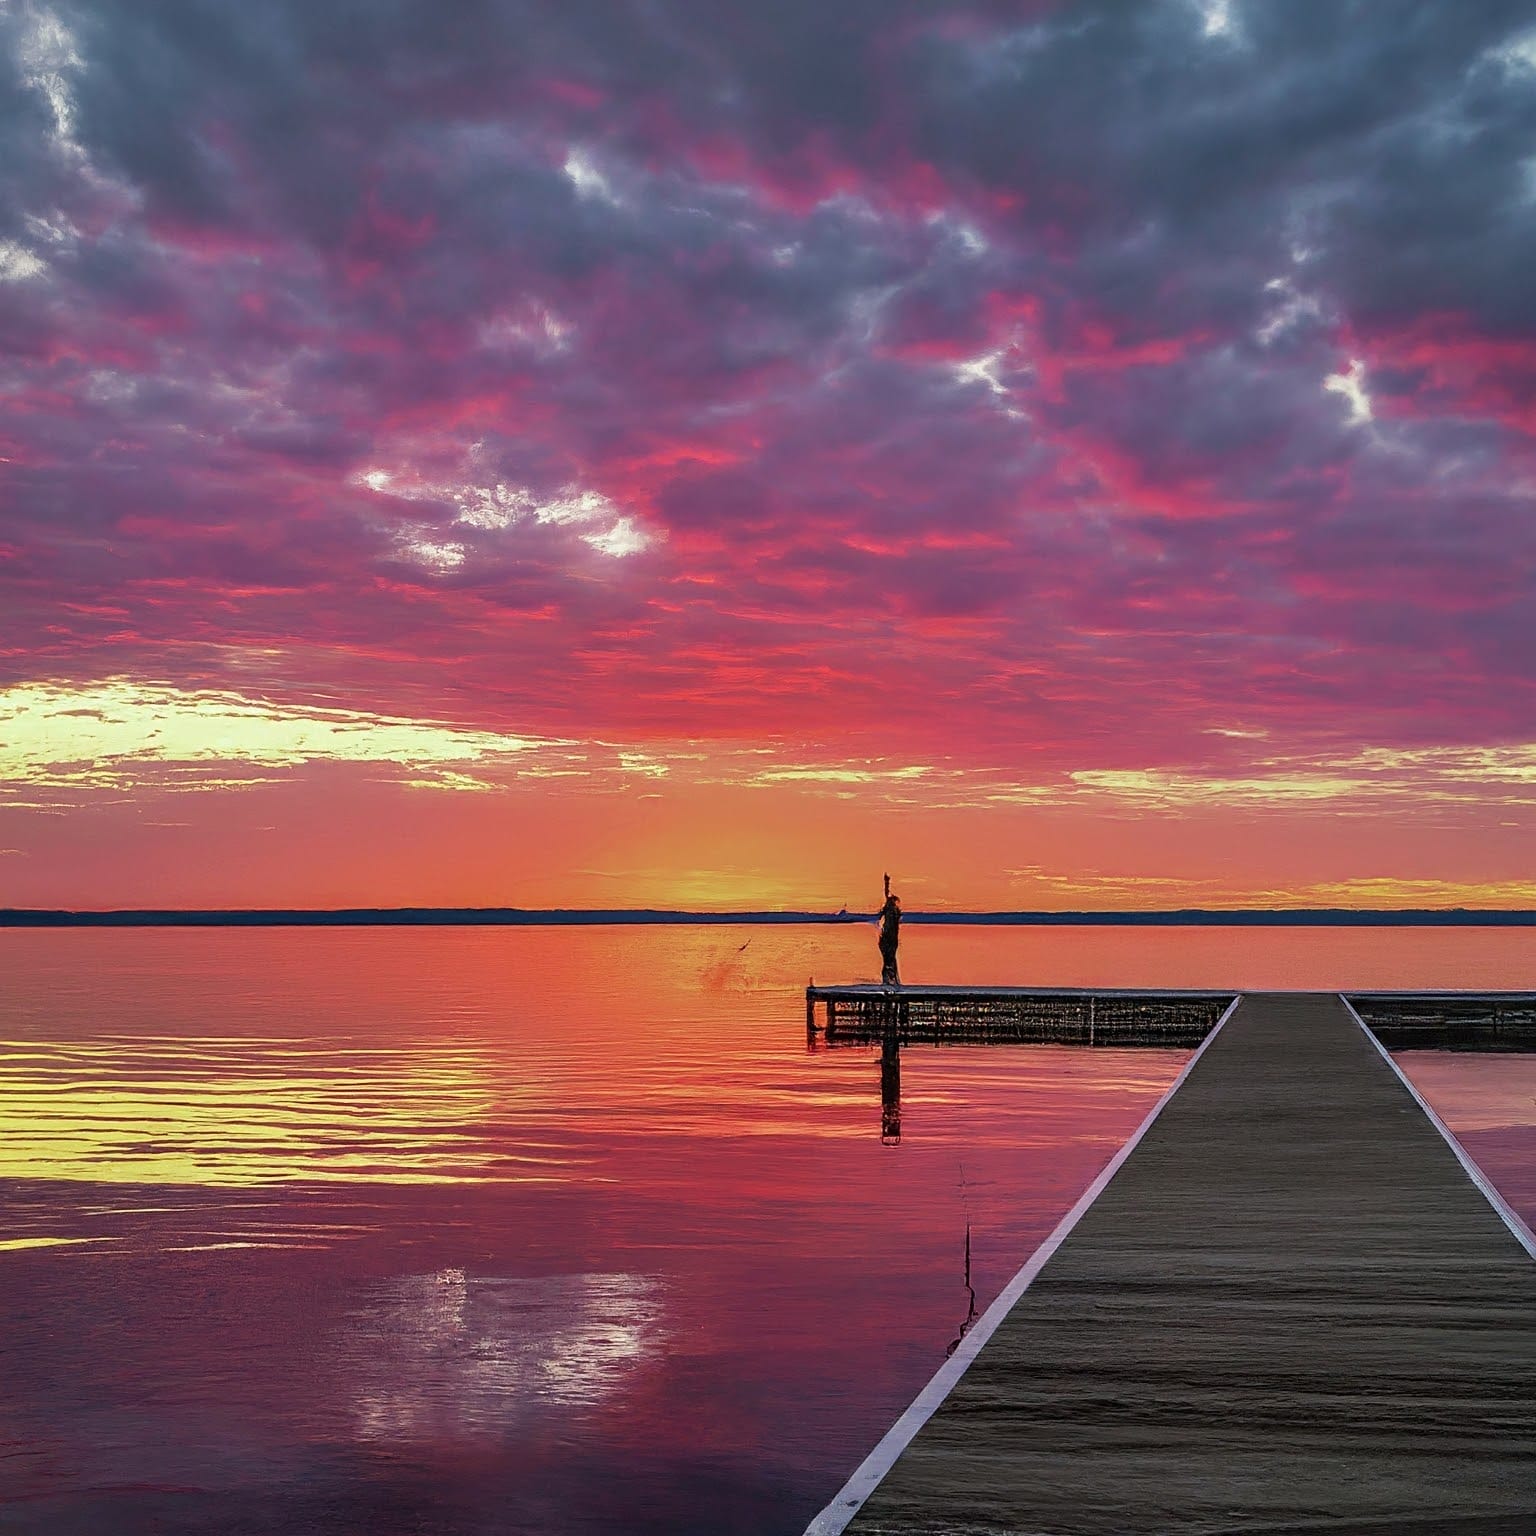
[8,678,1536,823]
[754,764,932,785]
[1066,744,1536,813]
[2,677,1535,912]
[1001,869,1536,910]
[0,678,674,795]
[1069,767,1367,805]
[1298,876,1536,908]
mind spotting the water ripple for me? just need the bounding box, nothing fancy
[0,1034,562,1187]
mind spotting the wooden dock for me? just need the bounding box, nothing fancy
[807,985,1232,1047]
[1350,991,1536,1051]
[808,992,1536,1534]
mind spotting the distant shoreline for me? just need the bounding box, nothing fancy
[5,907,1536,928]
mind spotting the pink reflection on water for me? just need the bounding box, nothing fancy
[1393,1052,1536,1234]
[7,925,1536,1532]
[0,926,1191,1534]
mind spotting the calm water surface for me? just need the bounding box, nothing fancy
[3,924,1535,1534]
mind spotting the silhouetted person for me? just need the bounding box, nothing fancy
[877,872,901,986]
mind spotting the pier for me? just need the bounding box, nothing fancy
[808,992,1536,1534]
[1350,990,1536,1050]
[806,985,1231,1047]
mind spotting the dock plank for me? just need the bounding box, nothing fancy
[825,993,1536,1534]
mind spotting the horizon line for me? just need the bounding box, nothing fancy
[6,905,1536,928]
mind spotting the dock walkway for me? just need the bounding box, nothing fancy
[811,993,1536,1534]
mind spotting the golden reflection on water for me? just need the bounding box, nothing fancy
[8,923,1536,1216]
[0,1235,116,1251]
[0,1034,551,1186]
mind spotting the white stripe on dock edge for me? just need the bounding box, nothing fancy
[801,993,1244,1536]
[1342,994,1536,1264]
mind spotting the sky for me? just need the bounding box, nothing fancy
[4,0,1536,910]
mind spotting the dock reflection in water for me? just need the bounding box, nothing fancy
[808,987,1232,1144]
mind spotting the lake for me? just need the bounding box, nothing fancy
[3,924,1535,1534]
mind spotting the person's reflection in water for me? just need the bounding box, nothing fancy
[877,873,901,987]
[880,1019,901,1144]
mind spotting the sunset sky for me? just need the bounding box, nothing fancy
[4,1,1536,910]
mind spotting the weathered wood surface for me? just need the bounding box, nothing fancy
[833,993,1536,1535]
